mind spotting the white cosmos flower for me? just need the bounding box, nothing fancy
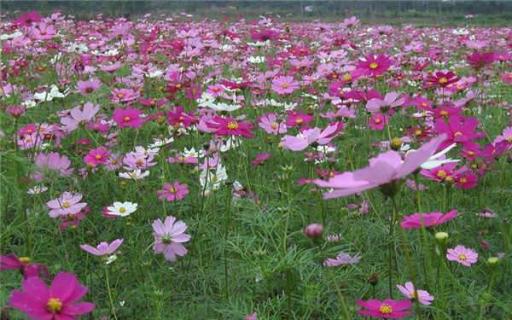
[119,169,150,180]
[200,164,228,193]
[419,143,460,169]
[33,85,68,102]
[27,185,48,195]
[107,201,138,217]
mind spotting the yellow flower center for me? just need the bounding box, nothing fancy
[19,256,31,264]
[454,131,463,137]
[459,177,467,184]
[227,121,239,130]
[414,129,423,136]
[47,298,63,313]
[119,207,126,213]
[271,122,279,129]
[445,176,454,182]
[440,110,448,116]
[436,170,447,179]
[343,73,352,81]
[117,93,125,98]
[374,118,382,124]
[123,116,131,122]
[458,254,467,261]
[281,83,290,89]
[379,304,393,314]
[506,136,512,143]
[62,201,71,208]
[168,186,177,193]
[295,118,303,124]
[95,154,102,160]
[369,62,379,69]
[439,77,448,84]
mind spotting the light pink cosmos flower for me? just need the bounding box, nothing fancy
[33,152,72,180]
[46,192,87,218]
[80,239,123,257]
[281,122,343,151]
[157,181,189,202]
[111,88,139,103]
[323,252,361,267]
[397,282,434,305]
[77,78,102,95]
[446,245,478,267]
[366,92,405,113]
[152,216,191,262]
[258,113,287,135]
[271,76,300,95]
[314,134,446,199]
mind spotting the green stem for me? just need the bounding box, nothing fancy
[105,266,119,320]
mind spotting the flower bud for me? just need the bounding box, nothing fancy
[390,137,402,151]
[304,223,324,239]
[435,231,449,241]
[368,273,379,286]
[487,257,499,265]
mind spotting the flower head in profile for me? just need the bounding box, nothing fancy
[152,216,191,262]
[157,181,189,202]
[80,239,123,257]
[46,192,87,218]
[10,272,95,320]
[400,209,458,229]
[315,135,446,199]
[357,299,412,319]
[33,152,72,181]
[323,252,361,267]
[447,245,478,267]
[397,282,434,305]
[1,254,48,279]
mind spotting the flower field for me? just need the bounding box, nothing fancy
[1,11,511,320]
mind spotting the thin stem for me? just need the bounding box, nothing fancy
[104,266,119,320]
[388,196,399,298]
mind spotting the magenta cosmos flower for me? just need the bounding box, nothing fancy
[1,254,47,279]
[152,216,191,262]
[314,135,446,199]
[446,245,478,267]
[357,299,412,319]
[10,272,95,320]
[357,54,393,78]
[271,76,300,95]
[80,239,123,256]
[207,116,254,138]
[47,192,87,218]
[400,209,458,229]
[83,146,111,167]
[397,282,434,305]
[112,107,144,129]
[157,181,189,202]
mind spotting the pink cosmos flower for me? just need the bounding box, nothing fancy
[258,113,287,135]
[425,71,459,88]
[446,245,478,267]
[397,282,434,305]
[207,116,254,138]
[357,299,412,319]
[84,146,111,167]
[366,92,405,113]
[251,153,271,166]
[152,216,191,262]
[167,155,198,165]
[10,272,95,320]
[400,209,458,229]
[167,106,197,128]
[368,113,389,131]
[357,54,393,78]
[15,11,42,26]
[315,135,446,199]
[113,107,144,128]
[285,111,314,128]
[271,76,300,95]
[435,115,482,148]
[46,192,87,218]
[80,239,124,257]
[0,254,48,279]
[244,313,257,320]
[33,152,72,181]
[323,252,361,267]
[76,78,101,95]
[281,122,343,151]
[111,88,140,104]
[157,181,189,202]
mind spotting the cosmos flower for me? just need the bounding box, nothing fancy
[357,299,412,319]
[33,152,73,180]
[207,116,254,138]
[80,239,124,257]
[10,272,95,320]
[323,252,361,267]
[397,282,434,305]
[258,113,287,135]
[447,245,478,267]
[357,54,393,78]
[84,146,111,167]
[46,192,87,218]
[157,181,189,202]
[152,216,191,262]
[400,209,458,229]
[77,78,102,95]
[0,254,48,279]
[105,201,138,217]
[271,76,300,95]
[315,135,446,199]
[113,107,144,129]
